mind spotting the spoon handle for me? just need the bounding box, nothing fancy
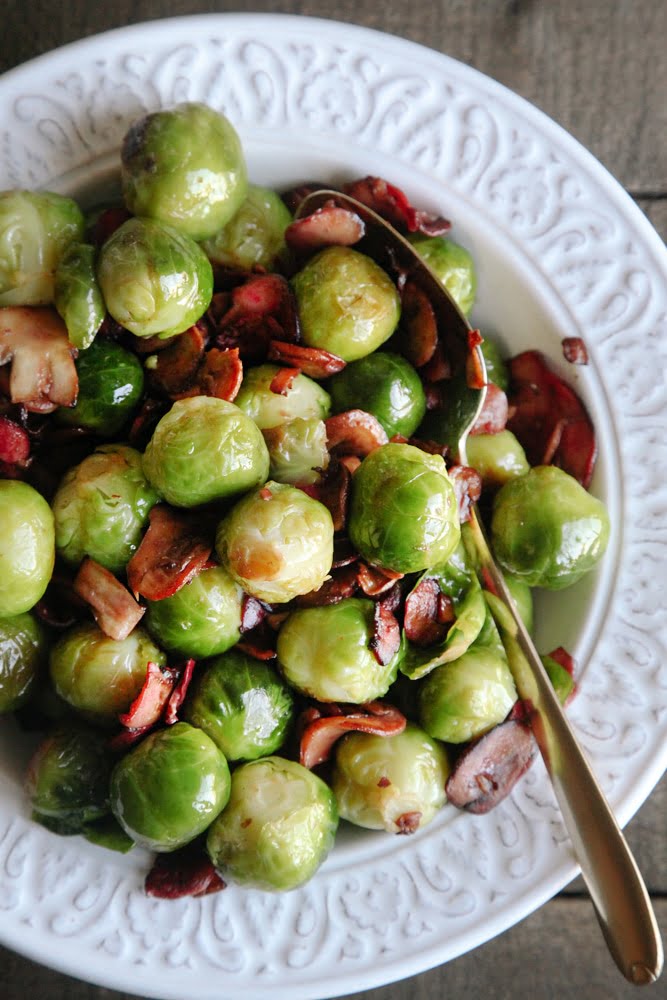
[465,512,664,985]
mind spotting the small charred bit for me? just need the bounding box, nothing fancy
[298,458,351,533]
[269,366,301,395]
[395,811,422,834]
[448,464,483,523]
[298,699,406,769]
[325,409,388,457]
[445,718,537,813]
[240,594,268,633]
[377,776,391,788]
[145,843,226,899]
[268,339,346,378]
[295,563,359,608]
[469,382,509,436]
[285,203,365,253]
[369,596,402,666]
[342,176,450,235]
[395,280,438,369]
[174,347,244,403]
[73,557,145,641]
[146,323,208,396]
[163,658,197,725]
[466,329,486,390]
[404,577,449,647]
[118,661,179,730]
[209,273,300,361]
[356,562,404,597]
[126,504,213,602]
[562,337,589,365]
[0,307,78,413]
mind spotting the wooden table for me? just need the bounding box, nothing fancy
[1,3,665,998]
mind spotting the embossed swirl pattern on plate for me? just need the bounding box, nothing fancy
[0,16,665,999]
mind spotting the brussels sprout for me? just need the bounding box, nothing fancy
[491,465,610,589]
[49,622,166,726]
[331,722,449,834]
[328,351,426,438]
[142,396,269,507]
[479,336,509,392]
[206,756,338,891]
[26,726,114,834]
[234,363,331,430]
[418,644,517,744]
[97,217,213,339]
[54,242,105,349]
[121,102,248,241]
[291,246,401,362]
[216,481,334,603]
[263,417,329,485]
[401,543,487,680]
[183,648,295,761]
[348,443,460,574]
[465,429,530,488]
[56,339,145,436]
[145,565,243,659]
[0,612,49,713]
[52,444,159,573]
[407,234,476,315]
[276,598,403,703]
[0,190,84,306]
[200,184,291,270]
[110,722,230,852]
[0,480,55,616]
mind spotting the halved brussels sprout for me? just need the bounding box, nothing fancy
[206,756,338,891]
[0,190,85,306]
[465,430,530,489]
[49,622,166,726]
[183,648,295,761]
[0,612,49,713]
[276,598,403,703]
[407,234,476,315]
[145,565,243,659]
[263,417,329,485]
[97,217,213,339]
[200,183,291,270]
[0,480,55,616]
[110,722,230,852]
[234,363,331,430]
[348,443,460,574]
[26,726,114,835]
[52,444,159,573]
[216,481,333,603]
[121,102,248,241]
[491,465,610,589]
[291,246,401,362]
[56,339,145,436]
[54,242,105,349]
[331,722,450,834]
[142,396,269,507]
[328,351,426,438]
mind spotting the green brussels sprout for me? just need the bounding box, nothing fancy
[110,722,230,852]
[348,443,460,574]
[0,480,55,616]
[276,598,403,703]
[26,726,114,834]
[216,481,333,603]
[465,429,530,488]
[49,622,166,726]
[234,363,331,430]
[82,814,135,854]
[97,217,213,339]
[206,756,338,891]
[479,336,509,392]
[0,190,84,306]
[145,565,243,659]
[52,444,159,572]
[121,102,248,241]
[331,722,449,833]
[328,351,426,438]
[491,465,610,589]
[263,417,329,485]
[542,652,575,705]
[54,242,105,349]
[418,644,517,744]
[407,234,476,315]
[291,246,401,362]
[0,612,49,713]
[56,339,145,436]
[200,184,291,270]
[183,648,295,761]
[142,396,269,507]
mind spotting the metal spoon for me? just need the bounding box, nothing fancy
[297,189,663,985]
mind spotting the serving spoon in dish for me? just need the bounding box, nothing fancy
[296,189,663,986]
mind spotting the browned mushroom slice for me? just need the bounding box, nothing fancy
[147,323,208,396]
[299,700,406,769]
[356,562,403,597]
[174,347,244,403]
[73,557,145,641]
[369,597,402,666]
[445,718,537,813]
[163,658,197,725]
[126,505,213,601]
[268,339,346,378]
[325,409,388,456]
[117,661,178,730]
[295,562,360,608]
[469,382,509,435]
[342,176,450,235]
[0,307,78,412]
[269,366,301,395]
[466,328,486,390]
[396,280,438,368]
[403,577,449,647]
[285,203,365,252]
[298,459,351,533]
[448,464,483,523]
[145,843,226,898]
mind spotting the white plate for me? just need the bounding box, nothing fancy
[1,13,666,999]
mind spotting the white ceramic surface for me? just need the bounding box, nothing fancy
[0,14,665,1000]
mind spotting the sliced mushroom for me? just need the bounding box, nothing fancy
[0,306,78,413]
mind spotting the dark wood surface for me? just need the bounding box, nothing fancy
[1,2,665,998]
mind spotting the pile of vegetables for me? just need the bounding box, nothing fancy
[0,102,609,898]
